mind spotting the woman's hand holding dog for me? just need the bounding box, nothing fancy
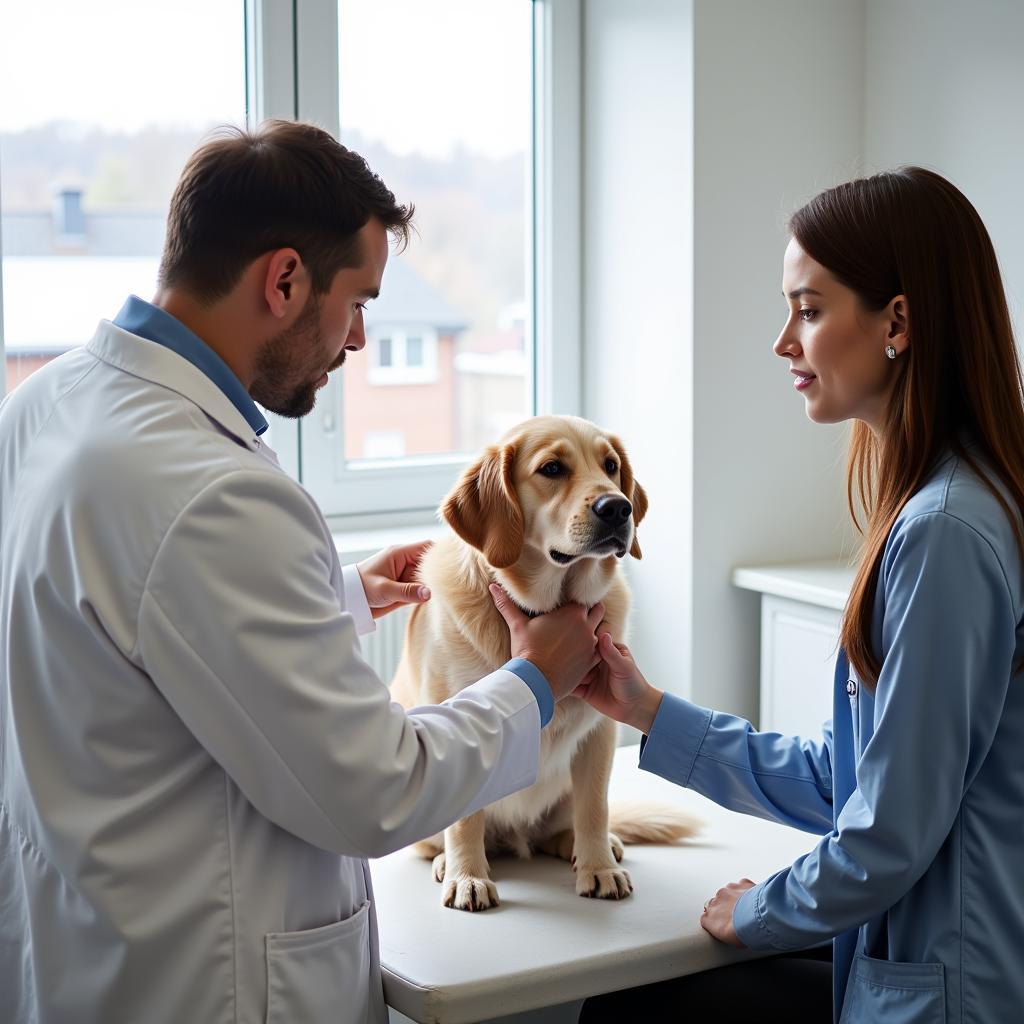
[574,635,665,735]
[489,584,604,701]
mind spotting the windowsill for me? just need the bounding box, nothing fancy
[332,518,449,565]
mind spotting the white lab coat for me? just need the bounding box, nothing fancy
[0,321,542,1024]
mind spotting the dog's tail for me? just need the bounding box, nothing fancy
[609,800,702,844]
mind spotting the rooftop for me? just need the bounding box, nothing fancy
[1,203,468,353]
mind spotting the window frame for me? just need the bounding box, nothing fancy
[0,1,582,528]
[264,0,580,524]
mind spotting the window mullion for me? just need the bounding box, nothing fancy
[245,0,298,122]
[244,0,302,478]
[532,0,582,417]
[0,157,7,397]
[294,0,341,134]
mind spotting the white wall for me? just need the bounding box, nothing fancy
[583,0,862,720]
[864,0,1024,334]
[582,0,1024,722]
[688,0,863,717]
[582,0,696,713]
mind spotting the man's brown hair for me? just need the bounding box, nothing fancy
[158,120,414,303]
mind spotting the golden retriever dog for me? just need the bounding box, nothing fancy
[391,415,699,911]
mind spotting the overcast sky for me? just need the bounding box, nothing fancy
[0,0,530,159]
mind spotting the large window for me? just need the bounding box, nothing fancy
[1,0,579,523]
[0,1,246,393]
[300,0,536,516]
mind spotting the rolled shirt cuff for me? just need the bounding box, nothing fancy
[637,691,713,787]
[341,563,376,636]
[502,658,554,728]
[732,881,776,949]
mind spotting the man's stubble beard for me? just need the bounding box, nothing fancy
[250,293,341,419]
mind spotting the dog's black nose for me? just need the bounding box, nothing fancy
[592,495,632,524]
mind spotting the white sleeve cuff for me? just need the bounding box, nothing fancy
[341,563,376,636]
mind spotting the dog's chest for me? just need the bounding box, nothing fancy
[482,700,601,832]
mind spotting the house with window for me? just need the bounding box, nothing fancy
[342,256,469,460]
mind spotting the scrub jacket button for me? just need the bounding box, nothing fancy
[846,679,857,696]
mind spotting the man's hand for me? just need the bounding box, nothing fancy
[700,878,754,947]
[489,584,604,700]
[573,635,664,734]
[356,541,433,619]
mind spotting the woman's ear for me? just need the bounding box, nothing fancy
[886,294,910,356]
[441,443,524,569]
[610,435,648,560]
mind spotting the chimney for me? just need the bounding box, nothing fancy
[53,186,86,248]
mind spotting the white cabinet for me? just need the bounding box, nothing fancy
[733,561,855,737]
[760,595,840,738]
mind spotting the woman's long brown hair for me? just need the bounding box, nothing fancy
[790,168,1024,688]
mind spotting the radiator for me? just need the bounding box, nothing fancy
[360,604,412,683]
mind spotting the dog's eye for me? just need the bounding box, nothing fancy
[539,460,564,478]
[605,458,619,475]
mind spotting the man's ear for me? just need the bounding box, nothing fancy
[441,443,524,569]
[610,435,648,560]
[264,247,307,319]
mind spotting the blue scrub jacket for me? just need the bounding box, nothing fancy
[640,447,1024,1023]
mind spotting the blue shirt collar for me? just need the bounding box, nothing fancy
[112,295,269,437]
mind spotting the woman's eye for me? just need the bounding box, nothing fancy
[605,458,618,475]
[539,460,564,477]
[798,308,817,322]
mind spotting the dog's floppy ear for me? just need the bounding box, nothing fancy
[442,443,524,569]
[610,435,648,560]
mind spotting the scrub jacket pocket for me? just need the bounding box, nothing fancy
[265,900,372,1024]
[840,953,946,1024]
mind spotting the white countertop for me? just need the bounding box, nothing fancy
[732,558,856,610]
[370,745,820,1023]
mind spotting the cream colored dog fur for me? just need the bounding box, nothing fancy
[391,415,698,911]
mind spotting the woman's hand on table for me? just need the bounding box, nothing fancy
[700,879,754,947]
[573,635,664,734]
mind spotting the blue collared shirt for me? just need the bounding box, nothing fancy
[638,449,1024,1023]
[113,295,269,437]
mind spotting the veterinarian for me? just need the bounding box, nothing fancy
[0,121,606,1024]
[577,168,1024,1024]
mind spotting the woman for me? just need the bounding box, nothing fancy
[578,168,1024,1023]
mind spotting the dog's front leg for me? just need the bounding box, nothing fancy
[570,718,632,899]
[435,810,498,911]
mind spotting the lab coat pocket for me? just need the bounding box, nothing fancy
[265,900,372,1024]
[840,953,946,1024]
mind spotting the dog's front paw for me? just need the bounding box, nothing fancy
[568,834,625,871]
[431,852,446,882]
[609,832,624,863]
[442,875,500,911]
[576,865,632,900]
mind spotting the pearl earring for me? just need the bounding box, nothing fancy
[885,345,897,360]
